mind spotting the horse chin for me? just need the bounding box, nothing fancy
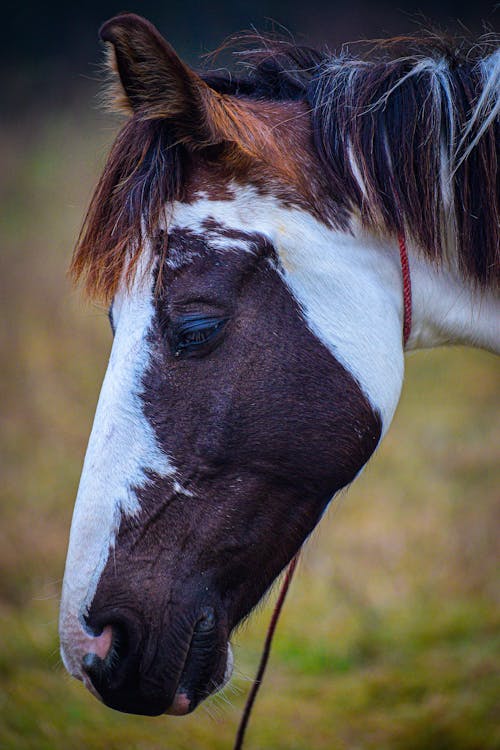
[164,693,192,716]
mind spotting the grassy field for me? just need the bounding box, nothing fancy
[0,104,499,750]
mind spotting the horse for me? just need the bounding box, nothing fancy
[59,13,499,717]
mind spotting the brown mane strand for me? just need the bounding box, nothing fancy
[71,118,184,303]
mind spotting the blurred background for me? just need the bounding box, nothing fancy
[1,2,499,749]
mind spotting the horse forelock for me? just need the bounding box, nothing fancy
[70,96,337,303]
[70,28,499,304]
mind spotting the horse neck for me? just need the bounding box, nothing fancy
[404,245,500,354]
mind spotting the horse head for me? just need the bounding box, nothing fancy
[60,13,499,716]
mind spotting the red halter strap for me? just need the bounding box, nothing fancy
[398,232,412,346]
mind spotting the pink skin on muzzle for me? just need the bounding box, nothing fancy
[165,693,191,715]
[82,625,114,660]
[64,624,113,700]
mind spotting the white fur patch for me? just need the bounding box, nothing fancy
[60,255,175,675]
[405,245,500,353]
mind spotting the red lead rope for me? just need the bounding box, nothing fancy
[233,233,412,749]
[233,555,299,750]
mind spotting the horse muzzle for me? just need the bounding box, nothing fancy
[61,605,232,715]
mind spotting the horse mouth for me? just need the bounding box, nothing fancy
[80,609,232,716]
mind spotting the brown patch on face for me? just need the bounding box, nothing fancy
[185,98,344,222]
[86,224,380,714]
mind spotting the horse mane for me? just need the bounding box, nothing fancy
[239,32,499,290]
[72,31,499,302]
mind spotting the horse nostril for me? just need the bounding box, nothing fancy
[196,606,216,632]
[82,622,114,659]
[80,622,121,689]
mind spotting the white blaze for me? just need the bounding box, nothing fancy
[60,257,174,675]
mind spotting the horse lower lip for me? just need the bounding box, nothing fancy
[174,628,225,711]
[164,692,193,715]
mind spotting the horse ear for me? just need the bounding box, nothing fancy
[100,14,205,127]
[100,13,265,154]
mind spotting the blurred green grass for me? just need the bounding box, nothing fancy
[0,104,498,750]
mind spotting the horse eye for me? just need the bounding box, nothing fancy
[171,316,227,358]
